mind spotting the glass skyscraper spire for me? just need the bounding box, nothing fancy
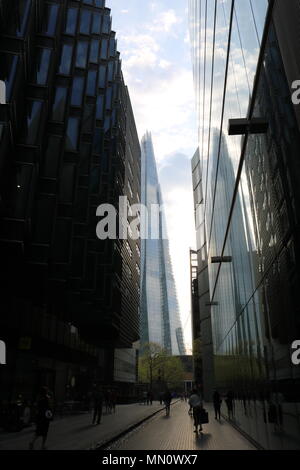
[140,132,186,356]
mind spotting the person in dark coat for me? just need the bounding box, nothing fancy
[92,388,104,425]
[163,389,172,416]
[213,390,222,420]
[29,387,52,450]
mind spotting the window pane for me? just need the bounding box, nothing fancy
[100,39,108,59]
[86,70,97,96]
[102,15,110,34]
[3,55,18,101]
[92,13,101,34]
[65,117,79,151]
[7,0,31,38]
[90,39,100,63]
[52,87,67,121]
[80,10,92,34]
[76,41,89,68]
[93,128,102,155]
[42,4,59,36]
[59,164,75,202]
[65,8,78,35]
[82,105,94,133]
[107,61,114,81]
[25,101,42,145]
[98,65,106,88]
[59,44,73,75]
[42,135,61,177]
[35,49,51,85]
[109,38,116,57]
[96,95,104,120]
[106,87,112,110]
[71,76,85,106]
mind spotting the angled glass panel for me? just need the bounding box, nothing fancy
[76,41,89,68]
[80,10,92,34]
[35,49,51,85]
[90,39,100,63]
[42,3,59,36]
[65,117,79,151]
[24,101,42,145]
[71,76,85,106]
[65,8,78,35]
[59,44,73,75]
[96,95,104,120]
[92,12,102,34]
[86,70,97,96]
[52,87,68,121]
[100,39,108,59]
[98,65,106,88]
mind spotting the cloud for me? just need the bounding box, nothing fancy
[121,9,129,14]
[147,9,183,33]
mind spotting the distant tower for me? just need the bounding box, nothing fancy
[140,132,186,355]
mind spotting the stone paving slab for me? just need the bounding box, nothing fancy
[0,402,166,451]
[111,401,257,451]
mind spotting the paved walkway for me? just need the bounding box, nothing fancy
[0,402,165,450]
[109,401,257,451]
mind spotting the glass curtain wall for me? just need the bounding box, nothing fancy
[189,0,300,449]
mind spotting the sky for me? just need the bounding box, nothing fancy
[106,0,198,352]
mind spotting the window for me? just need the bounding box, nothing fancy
[136,244,141,258]
[24,101,42,145]
[100,39,108,59]
[102,15,111,34]
[109,38,116,57]
[52,87,67,121]
[71,76,85,106]
[42,3,59,36]
[107,61,114,81]
[80,10,92,34]
[3,55,18,101]
[89,167,100,193]
[65,117,79,151]
[76,41,89,68]
[59,44,73,75]
[127,181,133,199]
[125,265,132,280]
[86,70,97,96]
[92,13,101,34]
[82,105,94,133]
[93,128,102,154]
[98,65,106,88]
[65,8,78,35]
[96,95,104,120]
[106,87,112,109]
[8,0,31,38]
[59,164,75,203]
[136,264,140,276]
[35,49,51,85]
[90,40,100,63]
[42,135,61,177]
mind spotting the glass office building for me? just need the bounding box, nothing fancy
[140,132,186,356]
[189,0,300,449]
[0,0,141,403]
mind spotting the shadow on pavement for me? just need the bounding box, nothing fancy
[194,432,212,448]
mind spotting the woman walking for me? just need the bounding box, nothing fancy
[29,387,53,450]
[189,389,204,435]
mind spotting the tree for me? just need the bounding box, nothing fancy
[138,342,185,389]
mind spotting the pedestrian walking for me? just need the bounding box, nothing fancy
[92,388,103,425]
[29,387,53,450]
[213,390,222,420]
[189,389,204,435]
[225,390,234,419]
[163,388,172,417]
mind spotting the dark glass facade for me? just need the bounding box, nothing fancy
[0,0,141,404]
[190,0,300,449]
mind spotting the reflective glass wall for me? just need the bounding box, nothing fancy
[189,0,300,449]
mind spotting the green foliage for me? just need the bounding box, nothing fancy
[138,342,185,387]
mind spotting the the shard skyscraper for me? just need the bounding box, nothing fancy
[140,132,186,356]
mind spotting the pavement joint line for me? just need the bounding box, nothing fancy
[91,400,181,451]
[221,413,263,450]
